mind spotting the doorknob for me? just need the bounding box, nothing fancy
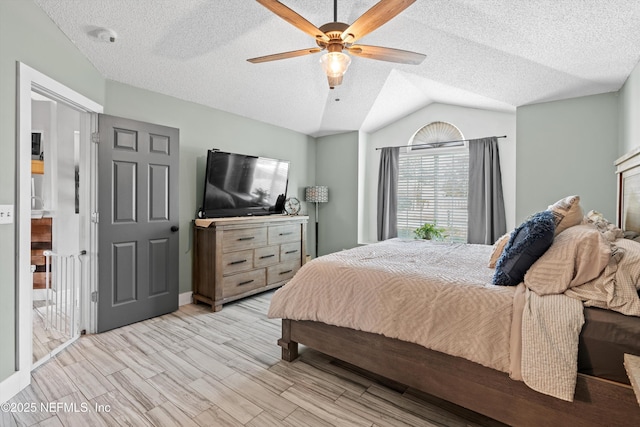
[171,225,179,232]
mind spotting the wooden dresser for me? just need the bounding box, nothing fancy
[31,217,52,289]
[192,215,308,311]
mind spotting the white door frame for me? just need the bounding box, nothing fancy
[1,63,103,403]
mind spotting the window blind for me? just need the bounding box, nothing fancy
[396,147,469,242]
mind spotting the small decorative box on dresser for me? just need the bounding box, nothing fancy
[192,215,308,311]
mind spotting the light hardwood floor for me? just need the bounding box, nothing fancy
[5,291,506,427]
[33,301,70,364]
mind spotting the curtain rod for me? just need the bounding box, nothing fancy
[375,135,507,151]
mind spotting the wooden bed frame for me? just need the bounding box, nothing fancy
[279,319,639,426]
[277,147,640,427]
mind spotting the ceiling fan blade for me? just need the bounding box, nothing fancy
[347,45,425,64]
[247,47,323,63]
[342,0,416,44]
[256,0,330,42]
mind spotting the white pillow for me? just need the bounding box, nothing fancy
[547,195,583,235]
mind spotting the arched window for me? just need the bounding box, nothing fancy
[397,121,469,242]
[409,121,464,149]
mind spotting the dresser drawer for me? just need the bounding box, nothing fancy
[268,224,300,245]
[222,269,266,298]
[32,272,49,290]
[221,249,254,275]
[267,260,300,285]
[31,217,52,242]
[254,246,279,268]
[193,216,308,312]
[222,227,267,252]
[280,242,301,262]
[31,248,49,266]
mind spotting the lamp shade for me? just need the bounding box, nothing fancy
[305,186,329,203]
[320,52,351,88]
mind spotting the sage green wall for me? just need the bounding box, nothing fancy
[104,80,316,293]
[515,93,619,223]
[315,132,359,256]
[618,60,640,156]
[0,0,105,383]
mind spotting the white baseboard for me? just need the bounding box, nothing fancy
[179,291,193,306]
[37,290,192,306]
[0,369,30,405]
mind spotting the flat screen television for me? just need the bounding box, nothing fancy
[199,150,290,218]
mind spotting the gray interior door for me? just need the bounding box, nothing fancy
[97,114,179,332]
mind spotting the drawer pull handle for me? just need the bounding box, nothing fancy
[238,279,254,286]
[238,236,255,241]
[229,259,247,265]
[279,269,293,275]
[260,254,275,259]
[285,250,298,254]
[279,232,293,236]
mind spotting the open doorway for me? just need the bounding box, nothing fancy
[30,91,87,367]
[13,63,103,399]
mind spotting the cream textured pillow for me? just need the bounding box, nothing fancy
[584,210,624,242]
[488,232,510,268]
[547,195,583,235]
[524,224,610,295]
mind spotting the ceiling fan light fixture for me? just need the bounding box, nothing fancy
[320,51,351,88]
[250,0,424,88]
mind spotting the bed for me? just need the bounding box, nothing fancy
[268,148,640,427]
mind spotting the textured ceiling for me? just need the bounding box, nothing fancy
[33,0,640,137]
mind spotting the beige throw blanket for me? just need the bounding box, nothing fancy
[520,290,584,401]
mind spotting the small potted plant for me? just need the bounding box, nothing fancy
[414,222,446,240]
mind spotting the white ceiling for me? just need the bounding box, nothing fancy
[33,0,640,137]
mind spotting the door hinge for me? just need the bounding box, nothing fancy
[91,291,98,302]
[91,212,99,223]
[91,132,100,143]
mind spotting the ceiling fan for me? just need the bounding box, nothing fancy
[248,0,426,89]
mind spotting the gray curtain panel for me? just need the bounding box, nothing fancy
[468,137,507,244]
[377,146,400,241]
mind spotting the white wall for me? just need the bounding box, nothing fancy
[360,103,517,244]
[53,103,81,257]
[619,59,640,156]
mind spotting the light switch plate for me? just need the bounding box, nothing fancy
[0,205,14,224]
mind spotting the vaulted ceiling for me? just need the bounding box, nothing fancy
[34,0,640,137]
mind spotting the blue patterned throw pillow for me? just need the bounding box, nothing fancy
[493,210,556,286]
